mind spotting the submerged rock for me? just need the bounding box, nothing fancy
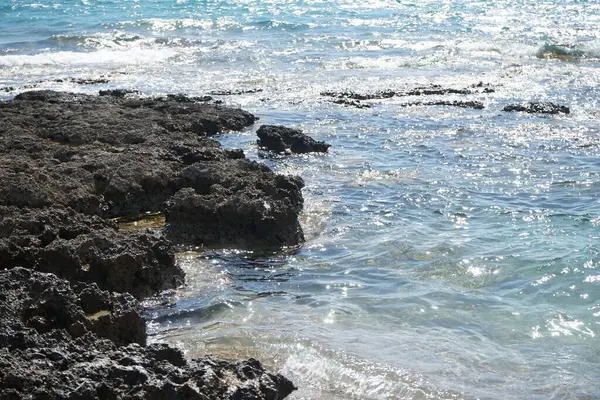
[99,89,141,98]
[502,102,570,115]
[321,84,495,101]
[330,98,373,109]
[209,88,263,95]
[536,44,587,60]
[0,268,297,399]
[257,124,330,154]
[321,89,395,101]
[400,100,485,109]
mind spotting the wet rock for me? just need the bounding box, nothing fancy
[471,82,496,93]
[257,125,330,154]
[0,268,297,399]
[209,88,264,96]
[405,85,472,96]
[330,98,372,109]
[165,161,305,248]
[321,84,495,101]
[536,44,587,60]
[321,90,395,101]
[55,77,111,85]
[502,102,570,115]
[99,89,141,98]
[400,100,485,109]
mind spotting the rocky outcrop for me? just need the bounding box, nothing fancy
[257,125,330,154]
[0,268,296,399]
[0,90,304,248]
[321,83,495,101]
[165,164,305,248]
[502,102,570,115]
[330,98,372,109]
[400,100,484,109]
[0,267,145,347]
[0,91,299,398]
[0,206,183,299]
[209,88,263,96]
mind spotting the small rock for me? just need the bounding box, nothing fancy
[99,89,140,98]
[400,100,484,109]
[503,102,570,115]
[331,98,372,109]
[257,125,330,154]
[209,88,263,96]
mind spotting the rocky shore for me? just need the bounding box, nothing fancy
[0,91,300,399]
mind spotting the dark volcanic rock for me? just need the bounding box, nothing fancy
[401,100,485,109]
[0,267,144,346]
[66,77,111,85]
[331,98,372,109]
[8,90,256,146]
[0,90,299,398]
[165,161,305,248]
[321,84,496,101]
[0,91,304,249]
[99,89,141,98]
[0,206,184,299]
[36,230,183,299]
[0,268,297,399]
[257,125,330,154]
[502,102,570,115]
[209,88,263,96]
[321,90,395,101]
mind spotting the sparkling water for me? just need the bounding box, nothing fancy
[2,1,599,398]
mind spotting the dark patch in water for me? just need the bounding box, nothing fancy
[400,100,484,109]
[536,44,591,60]
[149,301,241,324]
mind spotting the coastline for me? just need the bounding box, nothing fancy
[0,89,300,399]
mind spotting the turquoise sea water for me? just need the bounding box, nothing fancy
[2,1,600,398]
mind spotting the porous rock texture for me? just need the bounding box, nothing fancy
[0,206,182,299]
[320,83,495,101]
[256,124,330,154]
[0,91,299,398]
[0,268,296,399]
[165,162,305,247]
[0,90,304,247]
[502,102,570,115]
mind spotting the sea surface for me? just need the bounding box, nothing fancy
[2,0,600,398]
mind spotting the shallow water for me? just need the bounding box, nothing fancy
[2,0,600,398]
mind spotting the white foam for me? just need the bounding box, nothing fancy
[0,48,178,67]
[119,18,214,32]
